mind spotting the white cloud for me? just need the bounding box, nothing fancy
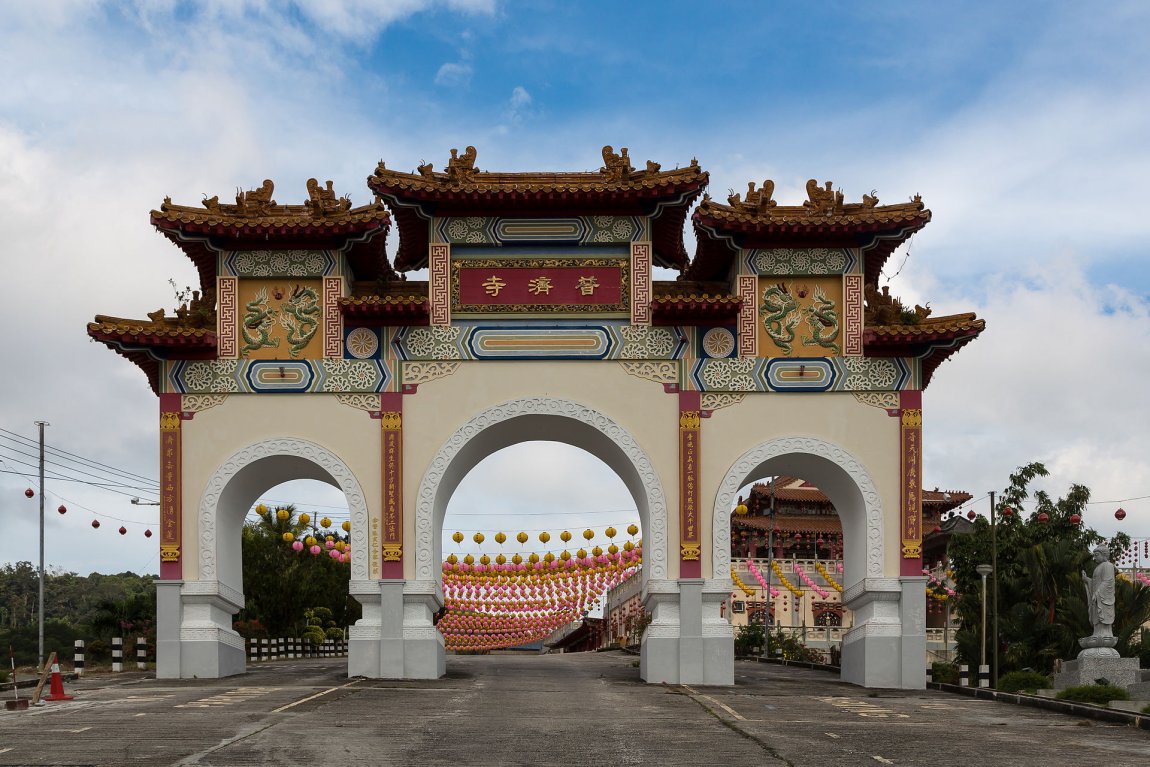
[434,61,472,87]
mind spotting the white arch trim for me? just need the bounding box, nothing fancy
[413,397,669,581]
[710,436,884,581]
[198,438,371,583]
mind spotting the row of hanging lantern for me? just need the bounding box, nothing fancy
[439,526,643,651]
[955,505,1129,524]
[261,504,354,563]
[24,488,153,537]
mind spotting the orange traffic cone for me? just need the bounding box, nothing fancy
[44,660,73,702]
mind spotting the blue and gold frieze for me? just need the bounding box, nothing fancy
[742,248,859,276]
[689,355,914,393]
[388,322,687,361]
[433,216,648,246]
[219,250,341,278]
[163,358,391,394]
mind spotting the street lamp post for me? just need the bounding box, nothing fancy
[989,491,999,688]
[35,420,48,669]
[976,563,992,688]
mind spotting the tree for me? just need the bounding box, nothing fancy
[238,505,360,636]
[947,463,1146,675]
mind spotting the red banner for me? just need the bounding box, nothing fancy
[679,400,702,577]
[454,261,628,312]
[900,408,923,565]
[381,411,403,577]
[159,398,182,579]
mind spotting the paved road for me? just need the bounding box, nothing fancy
[1,652,1147,766]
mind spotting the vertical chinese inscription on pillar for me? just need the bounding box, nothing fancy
[679,410,701,563]
[159,410,182,566]
[322,276,343,357]
[381,411,403,570]
[737,274,757,358]
[843,274,863,356]
[900,408,923,559]
[630,241,652,325]
[429,244,451,326]
[217,276,239,358]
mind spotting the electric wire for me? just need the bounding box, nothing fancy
[0,428,159,486]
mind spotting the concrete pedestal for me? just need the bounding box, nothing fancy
[1054,656,1142,690]
[156,580,246,679]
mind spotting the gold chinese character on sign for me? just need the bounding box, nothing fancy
[482,275,507,297]
[527,276,553,295]
[576,275,599,296]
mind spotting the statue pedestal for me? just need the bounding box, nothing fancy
[1053,655,1141,690]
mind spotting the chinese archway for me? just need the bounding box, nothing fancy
[88,146,984,687]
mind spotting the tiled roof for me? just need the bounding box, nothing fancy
[150,179,392,288]
[369,146,707,272]
[689,181,931,283]
[651,281,741,325]
[86,315,217,394]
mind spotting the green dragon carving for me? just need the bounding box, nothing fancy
[802,285,841,353]
[759,283,802,355]
[240,287,280,356]
[278,284,321,358]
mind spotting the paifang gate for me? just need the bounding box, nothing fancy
[87,147,984,688]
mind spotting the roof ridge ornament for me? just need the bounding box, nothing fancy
[804,179,844,216]
[727,180,776,213]
[235,179,276,214]
[305,178,352,217]
[600,145,634,182]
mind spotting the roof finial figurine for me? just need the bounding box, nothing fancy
[600,145,634,182]
[236,179,275,213]
[804,179,844,215]
[445,146,479,182]
[305,178,351,216]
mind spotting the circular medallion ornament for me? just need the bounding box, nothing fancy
[346,327,379,359]
[702,327,736,358]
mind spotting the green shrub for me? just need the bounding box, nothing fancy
[1141,703,1150,715]
[931,661,959,685]
[997,670,1051,694]
[734,623,764,655]
[1055,684,1130,706]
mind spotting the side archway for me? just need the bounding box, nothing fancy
[158,438,370,680]
[710,436,884,587]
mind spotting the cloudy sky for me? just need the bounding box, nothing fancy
[1,1,1147,576]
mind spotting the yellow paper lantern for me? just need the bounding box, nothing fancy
[496,554,506,565]
[298,512,311,525]
[560,550,571,561]
[735,501,748,516]
[282,532,294,542]
[623,541,634,551]
[320,517,332,528]
[529,553,540,564]
[560,531,572,543]
[539,531,551,544]
[480,555,490,565]
[583,529,594,542]
[627,524,639,536]
[495,532,506,545]
[473,532,485,545]
[464,554,475,565]
[605,526,616,539]
[452,531,464,544]
[517,532,529,544]
[342,521,351,532]
[592,546,603,557]
[543,552,555,563]
[306,536,317,546]
[608,544,618,555]
[255,503,269,516]
[447,554,458,564]
[512,554,523,565]
[276,508,290,521]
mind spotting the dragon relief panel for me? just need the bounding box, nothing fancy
[235,279,324,360]
[756,276,843,358]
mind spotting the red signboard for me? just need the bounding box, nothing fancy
[453,259,629,313]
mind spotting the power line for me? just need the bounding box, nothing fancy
[0,443,159,492]
[0,428,159,486]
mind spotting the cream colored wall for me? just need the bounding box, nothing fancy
[701,394,902,577]
[401,361,681,580]
[179,394,381,581]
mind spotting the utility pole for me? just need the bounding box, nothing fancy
[989,490,998,689]
[36,421,48,669]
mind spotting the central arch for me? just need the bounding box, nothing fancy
[403,396,670,679]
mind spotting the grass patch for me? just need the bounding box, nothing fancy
[997,670,1051,694]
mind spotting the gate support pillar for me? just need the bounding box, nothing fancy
[402,580,445,679]
[641,580,680,683]
[898,576,928,689]
[156,580,183,679]
[176,581,245,678]
[349,579,408,678]
[841,577,927,688]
